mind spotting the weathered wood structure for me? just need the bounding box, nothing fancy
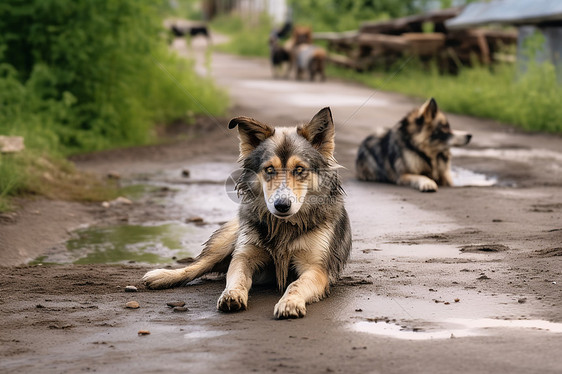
[314,7,517,73]
[446,0,562,81]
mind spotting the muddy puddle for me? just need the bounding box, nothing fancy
[32,162,240,265]
[31,222,206,265]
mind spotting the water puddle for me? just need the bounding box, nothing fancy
[451,166,498,187]
[352,318,562,340]
[32,222,207,265]
[184,330,228,340]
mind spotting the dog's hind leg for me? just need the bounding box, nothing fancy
[397,174,438,192]
[142,219,239,289]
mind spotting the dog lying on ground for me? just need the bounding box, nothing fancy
[356,98,471,192]
[143,108,352,319]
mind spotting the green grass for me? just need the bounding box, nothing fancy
[211,15,271,57]
[328,61,562,133]
[0,152,120,211]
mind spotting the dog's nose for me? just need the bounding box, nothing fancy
[274,198,291,214]
[466,134,472,144]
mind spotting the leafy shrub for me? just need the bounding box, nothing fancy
[0,0,228,210]
[0,0,227,154]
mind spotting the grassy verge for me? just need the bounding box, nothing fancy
[211,15,271,57]
[0,153,119,211]
[328,61,562,133]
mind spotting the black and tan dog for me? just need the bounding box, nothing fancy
[356,98,471,192]
[143,108,352,319]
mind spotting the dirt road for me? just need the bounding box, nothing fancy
[1,37,562,373]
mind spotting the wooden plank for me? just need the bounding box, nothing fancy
[313,31,358,42]
[403,33,445,55]
[357,33,410,52]
[360,7,462,35]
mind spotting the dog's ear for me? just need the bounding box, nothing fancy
[298,107,335,159]
[228,116,275,158]
[417,98,438,124]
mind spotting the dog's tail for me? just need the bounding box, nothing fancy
[143,219,239,289]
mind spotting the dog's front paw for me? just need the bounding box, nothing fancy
[417,178,438,192]
[274,297,306,319]
[142,269,181,289]
[217,289,248,312]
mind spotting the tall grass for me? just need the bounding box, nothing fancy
[328,61,562,133]
[211,15,272,57]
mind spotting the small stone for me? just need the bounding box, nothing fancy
[173,307,189,312]
[517,298,527,304]
[186,216,204,224]
[176,257,195,264]
[107,171,121,179]
[124,286,138,293]
[126,301,140,309]
[138,330,150,336]
[454,298,460,303]
[101,201,110,208]
[181,169,190,178]
[167,301,186,308]
[114,196,132,205]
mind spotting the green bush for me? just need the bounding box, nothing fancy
[211,14,272,57]
[0,0,227,155]
[0,0,228,210]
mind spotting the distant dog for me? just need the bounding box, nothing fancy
[269,32,291,78]
[170,22,211,42]
[295,44,326,81]
[356,98,471,192]
[284,26,326,81]
[143,108,352,319]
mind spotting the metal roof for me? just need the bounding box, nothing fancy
[446,0,562,29]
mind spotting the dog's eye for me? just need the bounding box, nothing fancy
[294,166,304,175]
[265,166,275,175]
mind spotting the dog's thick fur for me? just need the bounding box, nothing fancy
[143,108,352,319]
[356,98,472,192]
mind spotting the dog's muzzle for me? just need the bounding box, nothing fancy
[451,131,472,147]
[265,184,303,218]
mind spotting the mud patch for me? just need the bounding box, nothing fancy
[460,244,511,253]
[534,247,562,257]
[530,203,562,213]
